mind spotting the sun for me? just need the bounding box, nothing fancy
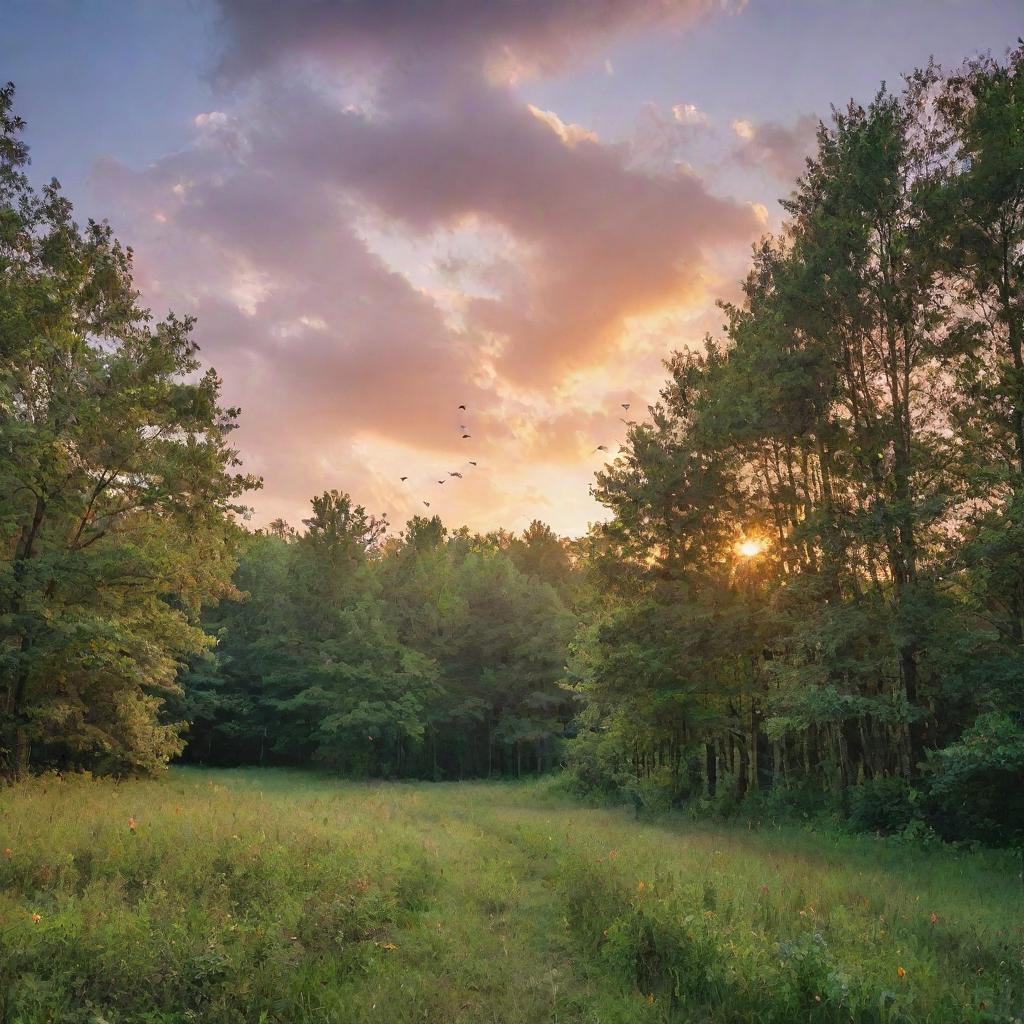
[736,538,765,559]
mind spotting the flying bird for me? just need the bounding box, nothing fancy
[594,445,609,453]
[400,476,408,481]
[423,501,431,507]
[462,434,471,439]
[437,479,446,484]
[468,461,477,466]
[449,471,463,478]
[458,404,466,410]
[621,403,631,411]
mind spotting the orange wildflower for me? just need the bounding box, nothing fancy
[637,880,645,893]
[3,848,11,859]
[30,913,40,924]
[127,816,137,832]
[897,966,906,979]
[929,912,939,925]
[381,942,397,951]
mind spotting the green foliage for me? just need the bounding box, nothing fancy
[569,48,1024,843]
[563,729,634,799]
[847,777,918,835]
[0,84,258,777]
[925,712,1024,844]
[179,504,577,779]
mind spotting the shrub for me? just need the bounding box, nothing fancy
[562,730,633,799]
[924,712,1024,844]
[848,775,918,834]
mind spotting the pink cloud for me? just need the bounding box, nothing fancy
[87,0,759,533]
[730,113,819,181]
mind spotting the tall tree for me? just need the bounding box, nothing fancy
[0,85,257,775]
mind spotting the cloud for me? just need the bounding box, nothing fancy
[526,104,599,146]
[630,101,713,172]
[673,102,709,126]
[730,113,818,181]
[87,0,759,533]
[213,0,736,83]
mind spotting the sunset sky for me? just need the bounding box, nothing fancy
[3,0,1021,536]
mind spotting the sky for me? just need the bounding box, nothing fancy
[3,1,1021,537]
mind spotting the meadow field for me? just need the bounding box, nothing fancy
[0,769,1021,1024]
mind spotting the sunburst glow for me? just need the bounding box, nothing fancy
[736,538,765,559]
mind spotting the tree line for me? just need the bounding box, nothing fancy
[572,47,1024,842]
[175,501,578,778]
[3,47,1023,841]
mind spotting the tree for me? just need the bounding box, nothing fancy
[0,84,258,776]
[571,53,1024,839]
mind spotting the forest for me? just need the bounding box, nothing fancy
[3,45,1024,846]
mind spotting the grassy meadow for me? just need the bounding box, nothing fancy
[1,769,1022,1023]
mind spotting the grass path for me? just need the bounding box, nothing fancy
[1,769,1022,1023]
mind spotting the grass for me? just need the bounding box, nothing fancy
[0,769,1021,1023]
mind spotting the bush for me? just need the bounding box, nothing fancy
[562,730,633,799]
[848,775,918,834]
[924,712,1024,844]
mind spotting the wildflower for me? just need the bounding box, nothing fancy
[637,880,645,893]
[703,910,715,920]
[897,966,906,979]
[608,849,618,861]
[3,848,11,858]
[381,942,397,951]
[31,912,40,924]
[647,993,655,1005]
[127,817,137,832]
[929,912,939,925]
[760,884,769,894]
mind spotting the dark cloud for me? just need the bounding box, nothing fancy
[214,0,728,82]
[88,0,758,530]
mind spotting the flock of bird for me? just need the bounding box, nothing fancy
[400,404,478,509]
[401,402,636,509]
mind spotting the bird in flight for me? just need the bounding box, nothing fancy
[437,479,446,485]
[458,404,466,411]
[400,476,408,481]
[468,461,477,466]
[621,403,630,411]
[594,445,609,453]
[449,471,463,478]
[462,433,471,439]
[423,501,431,507]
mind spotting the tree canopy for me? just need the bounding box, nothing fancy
[0,83,258,776]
